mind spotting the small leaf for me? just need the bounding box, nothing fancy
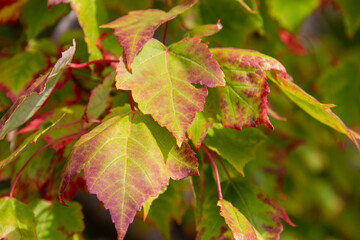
[101,0,198,71]
[116,38,224,146]
[0,0,27,24]
[218,199,258,240]
[0,197,37,240]
[85,71,115,122]
[184,20,222,38]
[187,112,213,150]
[268,71,360,150]
[59,113,170,239]
[204,124,267,175]
[210,48,284,130]
[235,0,258,14]
[69,0,107,60]
[0,40,76,140]
[337,0,360,36]
[30,200,84,239]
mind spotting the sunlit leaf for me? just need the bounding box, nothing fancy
[218,199,258,240]
[210,48,284,130]
[184,20,222,38]
[69,0,107,60]
[30,200,84,239]
[0,197,37,240]
[101,0,198,71]
[0,41,76,140]
[187,112,212,150]
[116,38,224,146]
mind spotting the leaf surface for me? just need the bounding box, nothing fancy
[116,38,225,146]
[69,0,107,60]
[268,70,360,150]
[0,41,76,140]
[85,71,115,121]
[204,124,267,175]
[0,0,27,24]
[210,48,284,130]
[0,51,46,101]
[101,0,198,71]
[30,200,84,239]
[223,178,295,239]
[184,20,223,38]
[21,0,70,39]
[0,197,37,240]
[48,0,69,8]
[337,0,360,36]
[218,199,258,240]
[59,113,170,239]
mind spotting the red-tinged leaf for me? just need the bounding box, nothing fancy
[59,113,170,239]
[0,197,37,239]
[0,0,27,24]
[210,48,285,130]
[223,178,295,239]
[218,199,258,240]
[48,0,69,8]
[17,111,53,135]
[116,38,225,146]
[85,71,115,122]
[101,0,198,71]
[278,30,307,56]
[187,112,213,150]
[268,71,360,150]
[141,114,199,180]
[184,20,223,38]
[0,51,47,101]
[0,40,76,140]
[0,111,66,168]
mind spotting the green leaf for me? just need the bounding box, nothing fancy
[204,124,267,175]
[85,71,115,121]
[0,51,46,100]
[187,112,213,150]
[30,200,84,239]
[101,0,198,71]
[184,20,223,38]
[210,48,285,130]
[335,0,360,36]
[103,0,152,13]
[218,199,258,240]
[0,0,27,24]
[268,70,360,150]
[0,41,76,140]
[116,38,225,146]
[0,111,66,168]
[222,178,295,239]
[266,0,319,32]
[69,0,107,60]
[0,197,37,240]
[21,0,70,39]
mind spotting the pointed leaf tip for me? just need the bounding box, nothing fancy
[116,38,224,146]
[101,0,198,68]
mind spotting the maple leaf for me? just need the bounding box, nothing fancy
[59,112,199,239]
[101,0,198,71]
[218,199,258,240]
[0,40,76,140]
[116,38,225,146]
[210,48,284,130]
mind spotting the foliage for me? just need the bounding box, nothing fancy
[0,0,359,239]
